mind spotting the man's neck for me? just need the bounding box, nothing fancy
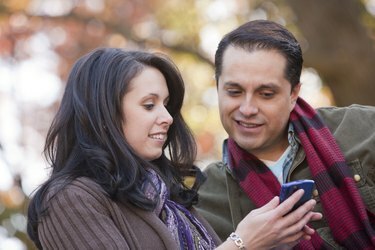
[251,137,290,162]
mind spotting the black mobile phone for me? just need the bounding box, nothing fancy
[279,179,315,211]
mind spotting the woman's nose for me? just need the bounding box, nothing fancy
[159,107,173,125]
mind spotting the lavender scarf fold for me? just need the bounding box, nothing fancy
[142,169,216,250]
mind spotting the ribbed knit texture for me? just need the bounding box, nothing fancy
[291,98,375,249]
[37,177,221,249]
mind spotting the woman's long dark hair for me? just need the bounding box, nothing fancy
[27,48,198,248]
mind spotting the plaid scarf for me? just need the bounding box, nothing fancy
[228,97,375,249]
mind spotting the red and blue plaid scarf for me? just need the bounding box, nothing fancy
[228,97,375,249]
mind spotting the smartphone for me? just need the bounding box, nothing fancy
[279,179,315,211]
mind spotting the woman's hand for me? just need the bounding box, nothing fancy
[217,189,322,250]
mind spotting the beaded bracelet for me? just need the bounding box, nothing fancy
[228,232,245,249]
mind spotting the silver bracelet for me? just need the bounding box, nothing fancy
[228,232,246,249]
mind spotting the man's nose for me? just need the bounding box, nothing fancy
[239,97,258,117]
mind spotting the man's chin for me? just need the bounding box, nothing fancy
[234,139,259,153]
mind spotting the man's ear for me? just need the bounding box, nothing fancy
[290,83,301,107]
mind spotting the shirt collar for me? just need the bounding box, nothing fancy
[288,123,300,149]
[222,139,229,165]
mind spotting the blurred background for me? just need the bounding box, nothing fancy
[0,0,375,249]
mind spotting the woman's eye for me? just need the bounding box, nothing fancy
[144,104,154,110]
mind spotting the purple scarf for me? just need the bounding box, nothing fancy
[142,169,216,250]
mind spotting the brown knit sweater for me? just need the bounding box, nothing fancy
[37,177,221,249]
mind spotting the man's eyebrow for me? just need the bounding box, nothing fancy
[256,83,281,90]
[223,81,241,87]
[223,82,280,90]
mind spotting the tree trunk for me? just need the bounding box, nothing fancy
[287,0,375,106]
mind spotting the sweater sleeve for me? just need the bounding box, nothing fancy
[38,180,130,250]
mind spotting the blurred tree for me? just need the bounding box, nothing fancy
[0,0,374,248]
[0,0,374,104]
[287,0,375,106]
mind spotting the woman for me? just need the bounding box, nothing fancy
[27,48,321,249]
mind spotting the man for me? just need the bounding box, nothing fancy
[196,20,375,249]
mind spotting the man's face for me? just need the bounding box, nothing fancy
[217,46,300,161]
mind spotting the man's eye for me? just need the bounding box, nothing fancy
[227,89,242,96]
[260,92,274,98]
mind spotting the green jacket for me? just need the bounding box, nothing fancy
[196,104,375,249]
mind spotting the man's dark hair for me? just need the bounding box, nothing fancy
[215,19,303,88]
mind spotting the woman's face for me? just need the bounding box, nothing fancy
[122,66,173,161]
